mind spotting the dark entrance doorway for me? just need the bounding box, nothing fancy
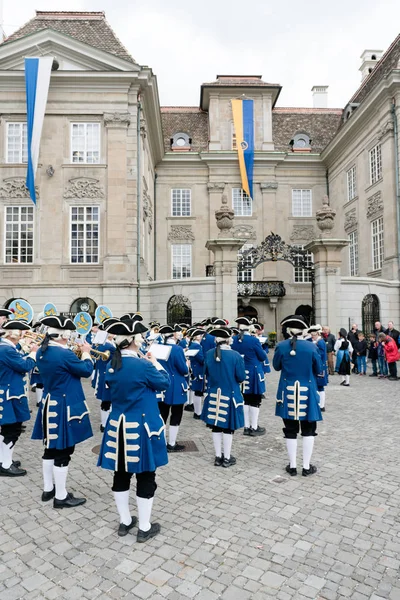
[362,294,380,335]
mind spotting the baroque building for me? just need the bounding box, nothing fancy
[0,11,399,335]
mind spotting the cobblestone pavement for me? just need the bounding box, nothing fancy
[1,364,400,600]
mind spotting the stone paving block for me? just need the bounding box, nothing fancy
[260,571,286,589]
[144,569,172,587]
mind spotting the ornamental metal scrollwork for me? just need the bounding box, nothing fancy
[0,177,39,199]
[64,177,105,199]
[237,281,286,297]
[237,232,313,271]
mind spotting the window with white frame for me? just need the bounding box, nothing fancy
[70,206,99,263]
[172,244,191,279]
[5,206,34,263]
[348,230,359,276]
[171,189,191,216]
[369,144,382,185]
[292,189,312,217]
[347,166,357,201]
[231,122,237,150]
[371,216,384,271]
[237,244,254,282]
[232,188,252,216]
[7,123,28,163]
[293,245,313,283]
[71,123,100,163]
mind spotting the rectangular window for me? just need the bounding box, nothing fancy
[237,244,254,282]
[71,123,100,164]
[371,217,384,271]
[231,122,237,150]
[5,206,34,263]
[348,230,359,276]
[293,245,313,283]
[369,144,382,185]
[292,189,312,217]
[6,123,28,163]
[172,244,191,279]
[171,189,191,216]
[347,166,357,201]
[232,188,252,216]
[70,206,99,263]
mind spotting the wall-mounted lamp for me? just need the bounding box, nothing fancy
[46,165,55,177]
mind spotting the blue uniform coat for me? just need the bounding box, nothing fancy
[201,347,245,430]
[261,340,271,374]
[94,341,116,402]
[188,341,205,393]
[273,338,323,422]
[157,344,189,405]
[231,333,267,395]
[309,338,329,390]
[32,344,94,449]
[98,353,170,473]
[201,333,216,354]
[0,340,35,425]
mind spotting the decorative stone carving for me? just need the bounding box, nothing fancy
[103,112,131,127]
[215,194,234,235]
[142,191,153,220]
[326,267,338,274]
[0,177,39,199]
[168,225,195,241]
[260,181,278,190]
[290,225,315,241]
[378,120,394,141]
[366,190,383,219]
[316,195,336,235]
[232,225,256,240]
[64,177,105,199]
[207,182,226,192]
[344,208,357,232]
[140,117,147,139]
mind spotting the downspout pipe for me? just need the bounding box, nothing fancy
[137,96,141,311]
[325,168,329,197]
[391,99,400,277]
[154,170,158,280]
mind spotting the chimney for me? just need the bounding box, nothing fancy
[311,86,328,108]
[359,50,383,81]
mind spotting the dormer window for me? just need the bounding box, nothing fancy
[171,132,192,151]
[290,133,311,152]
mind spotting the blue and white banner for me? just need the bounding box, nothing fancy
[24,57,52,204]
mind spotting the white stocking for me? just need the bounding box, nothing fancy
[42,459,54,492]
[36,387,43,406]
[222,433,233,460]
[249,406,259,429]
[193,395,202,416]
[285,438,297,468]
[113,490,132,525]
[243,405,250,428]
[169,425,179,447]
[302,437,315,470]
[1,441,14,469]
[212,432,222,457]
[53,466,68,500]
[187,390,194,406]
[136,496,153,532]
[100,409,110,428]
[318,391,325,409]
[345,375,350,384]
[0,434,4,463]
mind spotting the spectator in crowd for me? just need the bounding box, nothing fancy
[353,332,368,375]
[387,322,400,347]
[368,333,378,377]
[348,324,360,374]
[322,326,336,375]
[379,333,399,380]
[377,335,388,378]
[374,321,387,336]
[334,328,353,386]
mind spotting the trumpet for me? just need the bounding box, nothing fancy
[69,343,110,361]
[22,331,46,344]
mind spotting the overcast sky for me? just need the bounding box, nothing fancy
[2,0,400,108]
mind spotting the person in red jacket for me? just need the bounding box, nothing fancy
[378,333,399,380]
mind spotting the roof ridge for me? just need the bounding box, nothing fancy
[35,11,105,19]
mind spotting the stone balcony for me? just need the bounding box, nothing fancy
[237,280,286,298]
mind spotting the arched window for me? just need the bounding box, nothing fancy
[70,297,98,317]
[170,132,191,151]
[362,294,380,335]
[237,304,258,320]
[167,295,192,325]
[290,132,311,150]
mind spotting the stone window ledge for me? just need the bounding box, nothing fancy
[366,269,382,277]
[343,196,358,209]
[365,179,383,194]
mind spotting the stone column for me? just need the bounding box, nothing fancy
[208,94,221,151]
[103,111,131,282]
[261,94,274,151]
[206,195,245,324]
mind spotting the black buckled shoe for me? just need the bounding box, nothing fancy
[302,465,317,477]
[12,460,21,468]
[100,425,105,433]
[249,426,266,437]
[285,465,297,476]
[137,522,160,543]
[42,486,56,502]
[167,443,185,452]
[214,456,223,467]
[222,457,236,468]
[243,427,251,436]
[184,404,194,412]
[0,463,27,477]
[193,413,201,420]
[53,492,87,509]
[118,516,137,537]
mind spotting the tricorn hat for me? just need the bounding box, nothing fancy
[209,318,227,328]
[280,315,309,331]
[40,315,76,331]
[188,327,204,339]
[159,325,174,336]
[208,327,231,339]
[2,320,31,332]
[106,319,148,336]
[149,321,160,328]
[100,317,120,331]
[120,312,143,322]
[308,324,322,334]
[0,308,12,318]
[235,317,251,328]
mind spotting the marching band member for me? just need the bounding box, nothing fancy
[232,317,267,437]
[94,333,116,432]
[201,327,245,467]
[252,322,271,375]
[0,320,38,476]
[273,315,323,477]
[308,325,329,412]
[200,319,217,355]
[31,316,94,507]
[147,321,162,344]
[97,319,170,540]
[0,308,12,332]
[186,327,205,420]
[157,325,189,452]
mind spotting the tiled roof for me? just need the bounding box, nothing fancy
[161,109,209,152]
[202,75,280,87]
[2,10,136,64]
[272,109,342,153]
[348,34,400,106]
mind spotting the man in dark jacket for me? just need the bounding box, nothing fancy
[348,323,360,373]
[387,322,400,347]
[374,321,387,337]
[322,326,336,375]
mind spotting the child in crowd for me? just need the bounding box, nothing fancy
[379,333,399,381]
[368,333,378,377]
[377,335,388,378]
[354,332,368,375]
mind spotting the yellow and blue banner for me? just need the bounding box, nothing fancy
[231,98,254,199]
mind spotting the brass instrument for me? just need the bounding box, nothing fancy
[69,343,110,361]
[22,331,46,344]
